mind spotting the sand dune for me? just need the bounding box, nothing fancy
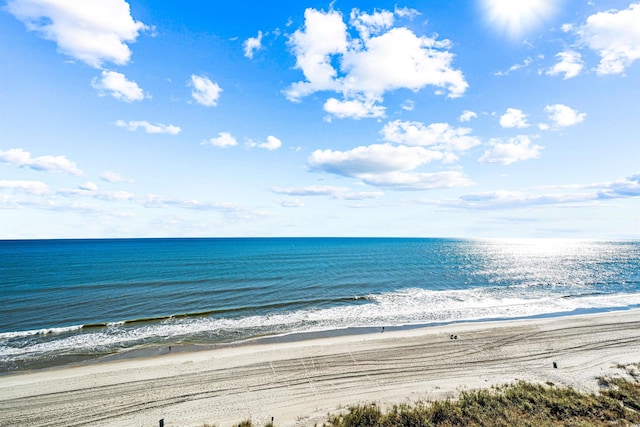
[1,310,639,427]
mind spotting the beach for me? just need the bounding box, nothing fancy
[1,310,639,427]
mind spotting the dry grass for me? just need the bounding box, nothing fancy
[203,364,640,427]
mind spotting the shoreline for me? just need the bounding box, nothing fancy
[5,305,637,375]
[1,309,639,426]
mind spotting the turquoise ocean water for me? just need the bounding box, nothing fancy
[1,238,639,372]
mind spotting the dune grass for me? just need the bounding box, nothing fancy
[206,364,640,427]
[327,371,640,427]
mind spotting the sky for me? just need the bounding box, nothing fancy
[0,0,639,239]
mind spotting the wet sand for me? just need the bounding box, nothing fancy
[1,310,639,427]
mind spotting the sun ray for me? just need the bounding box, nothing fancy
[480,0,560,41]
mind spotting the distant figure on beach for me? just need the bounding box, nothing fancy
[381,326,385,333]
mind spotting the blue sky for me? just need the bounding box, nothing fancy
[1,0,639,239]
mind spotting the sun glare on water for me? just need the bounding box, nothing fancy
[480,0,560,41]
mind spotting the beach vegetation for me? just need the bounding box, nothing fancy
[202,367,640,427]
[325,376,640,427]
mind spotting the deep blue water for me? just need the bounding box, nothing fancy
[1,238,639,372]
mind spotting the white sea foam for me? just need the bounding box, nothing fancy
[0,324,84,340]
[1,287,639,363]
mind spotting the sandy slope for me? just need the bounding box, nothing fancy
[1,310,639,427]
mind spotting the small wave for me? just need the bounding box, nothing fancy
[2,288,640,364]
[0,324,84,340]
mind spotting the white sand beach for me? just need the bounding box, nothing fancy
[1,310,639,427]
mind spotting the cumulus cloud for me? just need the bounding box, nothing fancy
[116,120,181,135]
[307,117,480,190]
[544,104,586,127]
[248,136,282,151]
[309,144,442,176]
[92,70,145,102]
[381,120,481,153]
[323,97,385,119]
[5,0,147,68]
[0,180,50,195]
[459,110,478,122]
[349,8,395,40]
[499,108,530,128]
[190,74,222,107]
[202,132,238,148]
[307,143,473,190]
[479,135,543,165]
[546,51,584,79]
[285,7,467,119]
[244,31,263,59]
[576,3,640,75]
[0,148,83,175]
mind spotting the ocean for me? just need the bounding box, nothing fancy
[1,238,639,373]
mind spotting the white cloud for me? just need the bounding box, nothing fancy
[202,132,238,148]
[479,135,543,165]
[271,185,383,200]
[440,190,593,210]
[244,30,263,59]
[544,104,586,127]
[340,190,385,200]
[92,70,145,102]
[459,110,478,122]
[308,120,479,190]
[272,185,350,197]
[576,3,640,75]
[546,51,584,79]
[285,7,467,119]
[190,74,222,107]
[357,171,473,190]
[0,148,83,175]
[100,171,128,183]
[0,180,50,195]
[499,108,529,128]
[494,57,532,76]
[278,198,305,208]
[116,120,181,135]
[349,8,394,40]
[6,0,147,68]
[382,120,481,153]
[248,135,282,151]
[394,6,420,20]
[323,97,385,119]
[79,181,98,192]
[561,23,573,33]
[401,100,415,111]
[424,174,640,210]
[596,174,640,199]
[340,27,467,97]
[309,143,443,176]
[286,8,348,99]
